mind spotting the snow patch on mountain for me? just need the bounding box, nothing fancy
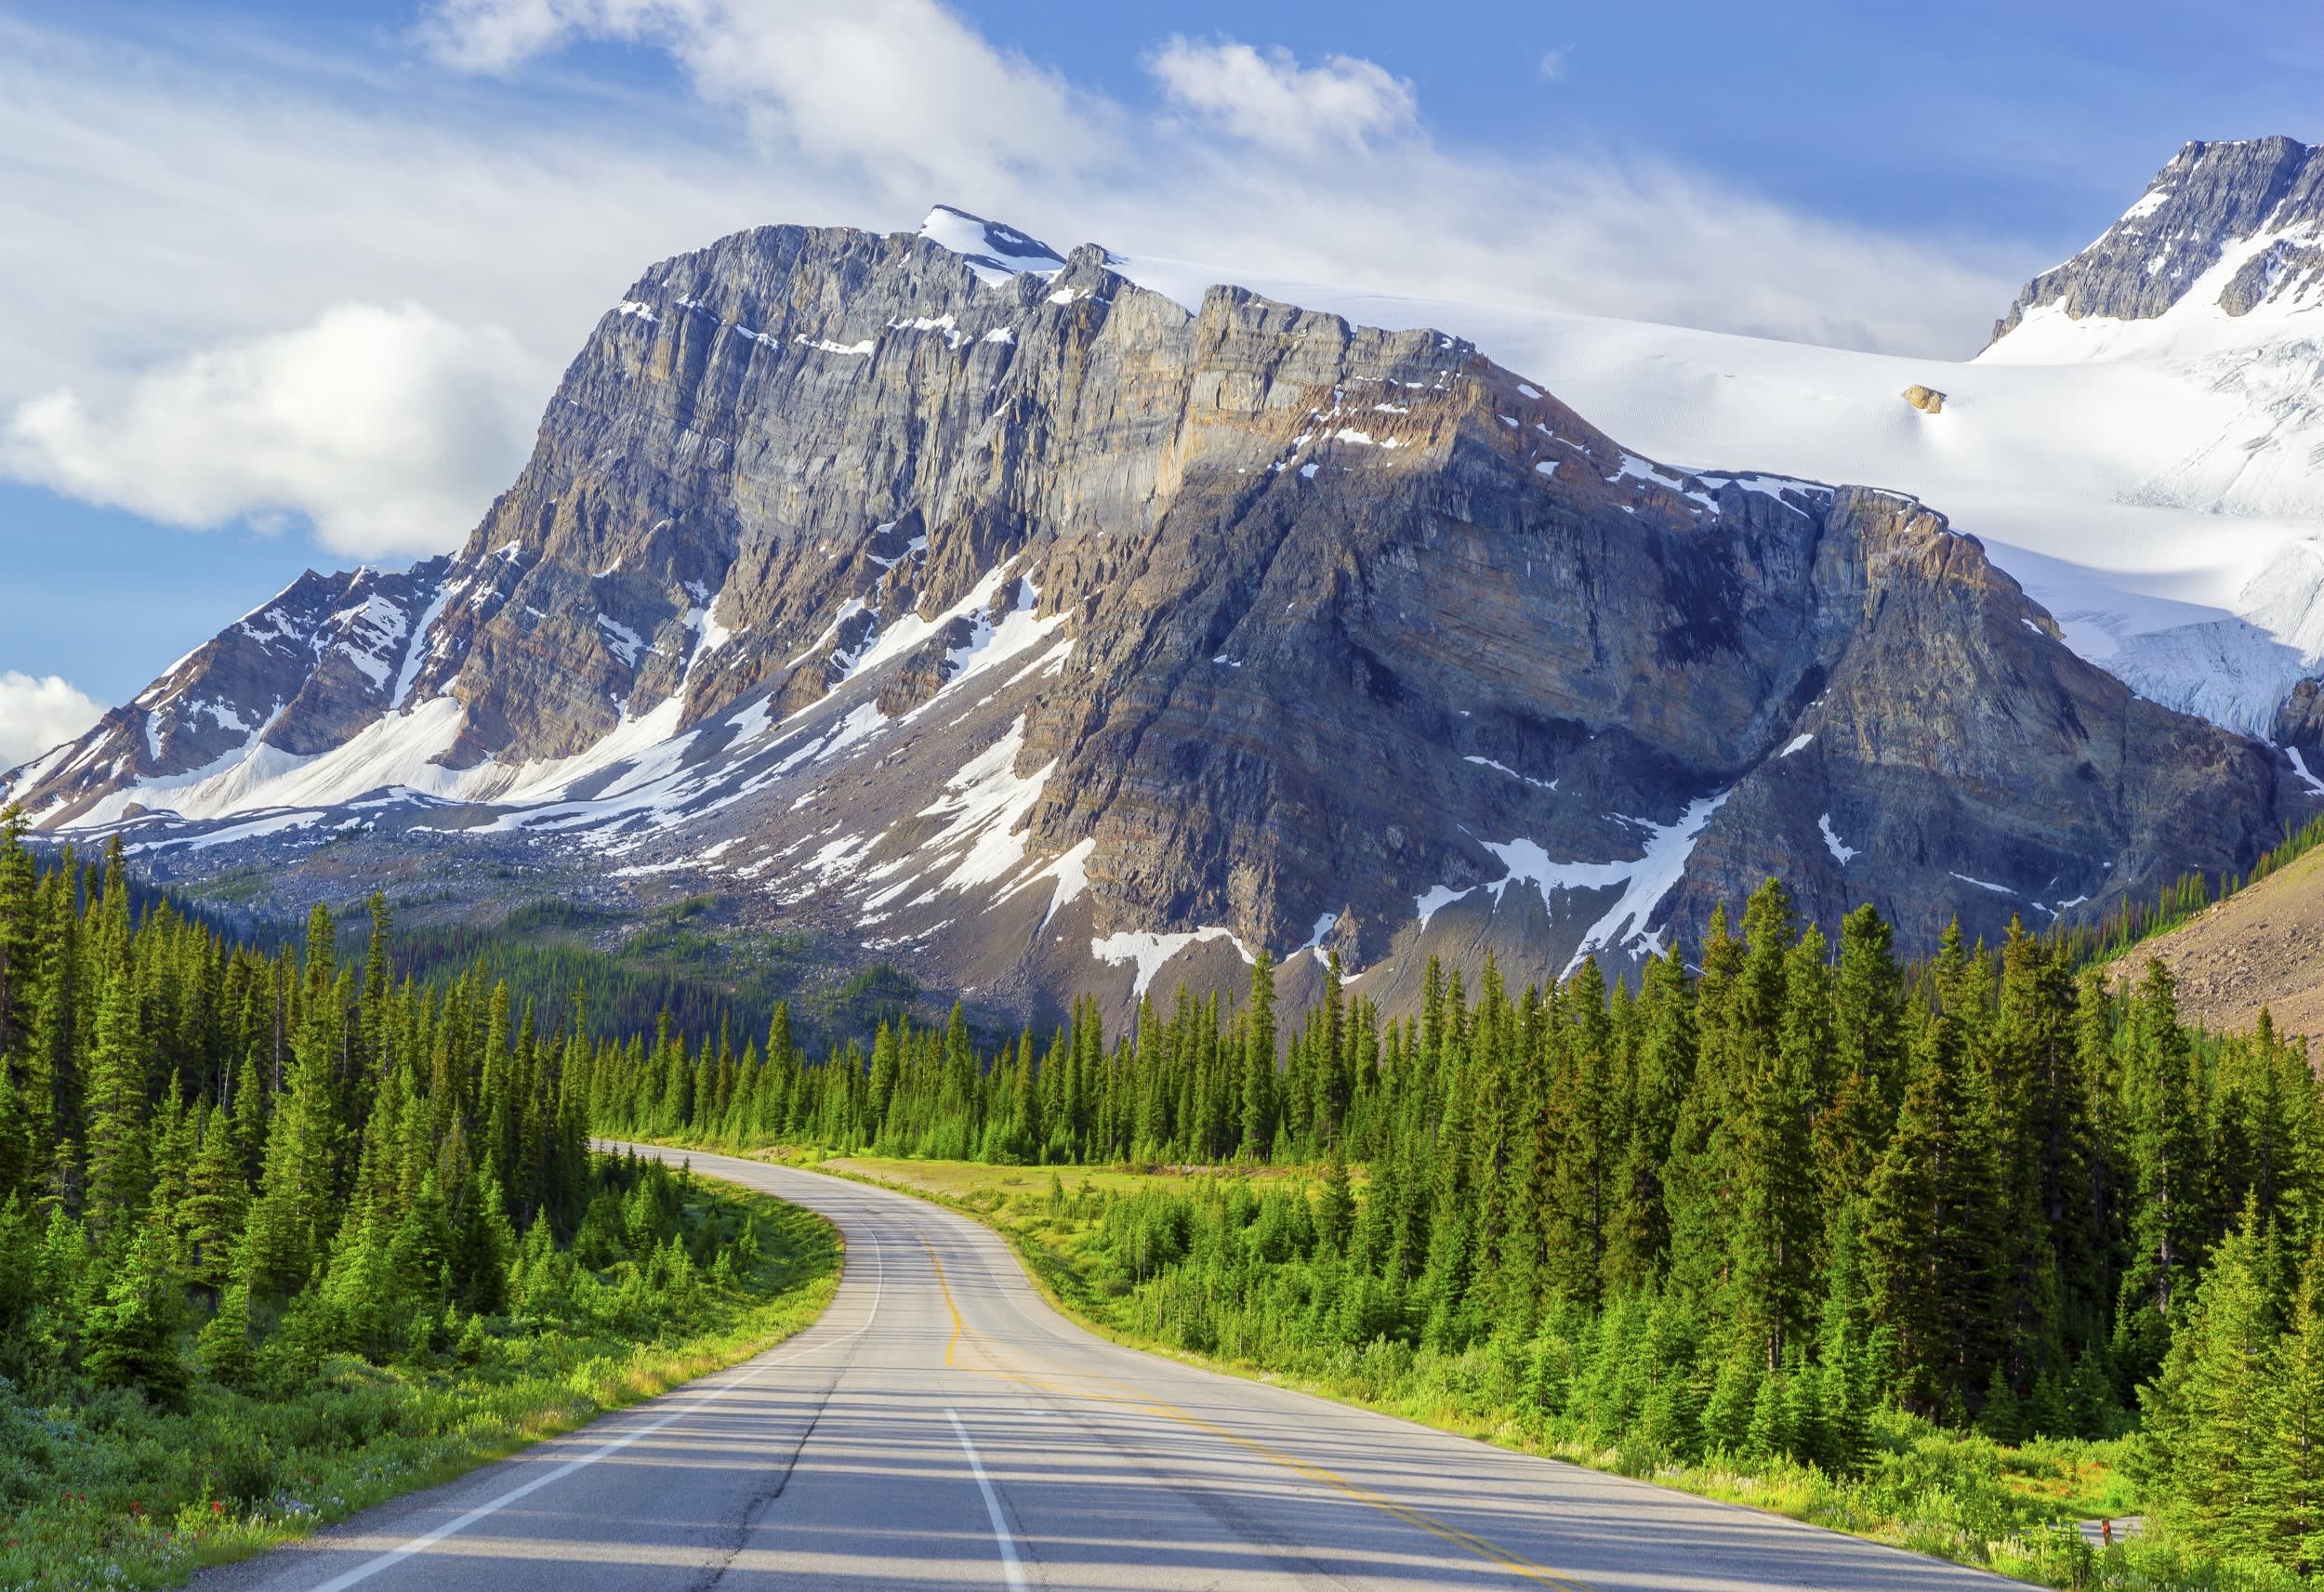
[594,615,645,667]
[1464,755,1554,789]
[1820,814,1857,865]
[330,594,408,689]
[997,835,1094,930]
[903,716,1056,900]
[918,205,1067,288]
[393,576,458,708]
[1093,927,1255,1000]
[2288,747,2324,796]
[1415,792,1729,973]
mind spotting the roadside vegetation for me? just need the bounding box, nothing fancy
[12,783,2320,1589]
[608,880,2324,1590]
[0,815,839,1590]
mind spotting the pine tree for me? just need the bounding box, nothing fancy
[1241,954,1276,1162]
[1816,1198,1875,1472]
[0,805,37,1074]
[1317,1148,1354,1256]
[1605,947,1691,1291]
[1540,960,1610,1309]
[1864,1007,2001,1416]
[81,954,152,1245]
[29,861,83,1209]
[1665,906,1743,1307]
[2255,1237,2324,1573]
[178,1105,247,1299]
[82,1211,189,1409]
[2120,959,2209,1385]
[2143,1200,2279,1557]
[196,1281,254,1386]
[1727,907,1823,1368]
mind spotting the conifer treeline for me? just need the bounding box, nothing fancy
[606,882,2324,1490]
[2042,801,2324,967]
[0,812,642,1403]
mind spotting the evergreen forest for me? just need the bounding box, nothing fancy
[0,815,839,1588]
[601,877,2324,1585]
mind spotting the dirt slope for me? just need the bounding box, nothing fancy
[2106,840,2324,1044]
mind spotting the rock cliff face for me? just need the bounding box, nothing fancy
[4,209,2302,1024]
[1989,137,2324,343]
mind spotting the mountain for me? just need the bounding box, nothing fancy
[1,204,2305,1029]
[1107,138,2324,745]
[1988,136,2324,340]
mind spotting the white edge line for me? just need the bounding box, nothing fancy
[947,1407,1030,1590]
[302,1223,885,1592]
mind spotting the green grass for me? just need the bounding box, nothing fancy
[0,1183,840,1592]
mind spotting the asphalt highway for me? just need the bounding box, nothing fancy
[196,1146,2025,1592]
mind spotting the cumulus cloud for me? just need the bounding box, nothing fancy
[399,4,2016,354]
[1147,38,1417,155]
[0,673,101,771]
[0,15,892,414]
[0,7,2034,589]
[3,303,550,557]
[420,0,1112,192]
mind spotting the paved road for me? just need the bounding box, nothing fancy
[199,1146,2022,1592]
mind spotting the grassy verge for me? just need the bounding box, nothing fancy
[0,1175,839,1592]
[755,1150,2225,1591]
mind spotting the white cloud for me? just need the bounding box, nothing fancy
[1538,47,1571,84]
[402,7,2018,355]
[1148,37,1417,155]
[420,0,1113,192]
[0,8,2033,597]
[0,673,101,771]
[3,303,549,557]
[1068,147,2018,356]
[0,16,885,410]
[416,0,572,70]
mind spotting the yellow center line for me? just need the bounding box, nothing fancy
[924,1237,968,1368]
[918,1236,1590,1590]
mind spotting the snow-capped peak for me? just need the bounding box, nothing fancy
[1986,136,2324,354]
[918,205,1066,287]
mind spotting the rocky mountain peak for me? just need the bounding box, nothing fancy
[4,205,2305,1031]
[1988,136,2324,345]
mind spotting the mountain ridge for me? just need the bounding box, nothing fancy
[2,204,2304,1028]
[1989,136,2324,345]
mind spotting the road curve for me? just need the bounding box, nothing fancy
[196,1146,2024,1592]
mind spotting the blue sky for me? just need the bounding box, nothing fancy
[3,0,2320,750]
